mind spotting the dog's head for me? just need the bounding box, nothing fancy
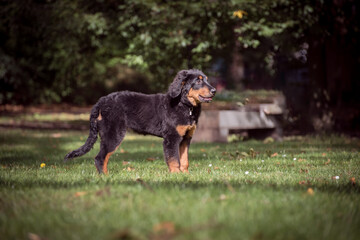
[168,69,216,106]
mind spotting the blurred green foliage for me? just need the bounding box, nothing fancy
[0,0,234,104]
[0,0,358,105]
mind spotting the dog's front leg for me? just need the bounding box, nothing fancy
[163,135,182,173]
[179,138,191,173]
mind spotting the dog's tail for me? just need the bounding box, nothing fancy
[64,101,101,161]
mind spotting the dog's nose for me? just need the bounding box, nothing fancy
[210,88,216,96]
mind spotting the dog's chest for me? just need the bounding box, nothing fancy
[175,112,199,137]
[176,123,197,138]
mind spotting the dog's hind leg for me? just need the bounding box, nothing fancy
[95,126,126,174]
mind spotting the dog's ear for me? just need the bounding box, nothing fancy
[168,70,189,98]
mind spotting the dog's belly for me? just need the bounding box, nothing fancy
[125,115,164,138]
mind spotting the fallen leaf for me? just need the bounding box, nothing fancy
[307,188,314,195]
[350,177,356,186]
[122,161,130,165]
[127,167,134,171]
[324,159,330,165]
[146,157,155,161]
[299,180,311,185]
[28,233,42,240]
[95,187,111,197]
[271,152,278,157]
[214,166,220,170]
[74,191,87,197]
[153,222,175,235]
[120,148,128,153]
[200,148,206,152]
[322,153,327,156]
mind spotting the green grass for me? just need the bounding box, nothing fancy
[0,128,359,240]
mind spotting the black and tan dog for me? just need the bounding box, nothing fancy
[64,69,216,173]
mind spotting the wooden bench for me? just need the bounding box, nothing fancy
[193,96,285,142]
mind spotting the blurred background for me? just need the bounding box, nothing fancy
[1,0,359,136]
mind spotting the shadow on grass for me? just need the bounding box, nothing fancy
[1,174,359,195]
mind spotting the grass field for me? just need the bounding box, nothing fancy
[0,128,359,240]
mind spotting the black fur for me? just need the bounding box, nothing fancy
[64,69,216,174]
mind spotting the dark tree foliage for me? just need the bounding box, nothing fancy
[0,0,235,104]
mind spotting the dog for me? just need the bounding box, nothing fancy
[64,69,216,174]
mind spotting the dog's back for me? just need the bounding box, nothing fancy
[98,91,167,137]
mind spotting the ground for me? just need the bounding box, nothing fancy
[0,128,359,240]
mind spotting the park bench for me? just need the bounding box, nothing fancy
[192,95,285,142]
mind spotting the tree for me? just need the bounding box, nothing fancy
[0,0,236,104]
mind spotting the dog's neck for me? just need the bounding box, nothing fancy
[167,94,201,117]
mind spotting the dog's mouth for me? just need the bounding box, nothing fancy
[198,95,213,103]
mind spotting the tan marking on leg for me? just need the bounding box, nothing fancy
[102,144,120,174]
[179,141,189,173]
[187,125,196,138]
[102,151,114,174]
[167,157,180,173]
